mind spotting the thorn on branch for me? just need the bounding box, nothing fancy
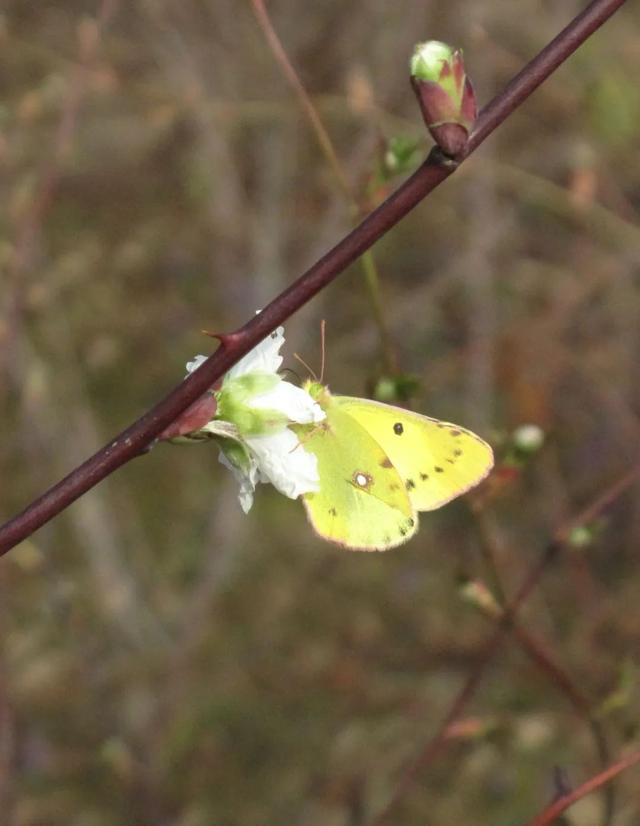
[202,330,243,349]
[552,765,574,800]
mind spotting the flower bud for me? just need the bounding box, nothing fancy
[382,136,421,178]
[410,40,477,157]
[568,524,595,549]
[459,579,502,619]
[371,373,420,403]
[512,424,545,454]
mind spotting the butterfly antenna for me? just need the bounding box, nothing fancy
[293,352,317,381]
[319,319,326,384]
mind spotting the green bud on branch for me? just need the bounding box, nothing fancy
[410,40,477,158]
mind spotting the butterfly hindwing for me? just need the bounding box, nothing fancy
[335,397,494,512]
[299,402,418,551]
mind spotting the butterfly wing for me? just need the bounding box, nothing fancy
[335,397,493,512]
[300,404,418,551]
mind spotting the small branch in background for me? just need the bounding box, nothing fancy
[14,0,118,262]
[467,0,626,153]
[7,0,119,280]
[0,562,15,817]
[0,0,628,553]
[249,0,352,201]
[370,540,560,825]
[249,0,398,374]
[470,506,613,826]
[522,749,640,826]
[371,458,640,824]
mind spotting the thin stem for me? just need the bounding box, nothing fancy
[467,0,627,152]
[249,0,352,201]
[360,250,399,373]
[522,750,640,826]
[371,540,561,825]
[510,626,614,826]
[371,458,640,823]
[471,508,613,826]
[0,0,628,554]
[4,0,119,341]
[249,0,398,373]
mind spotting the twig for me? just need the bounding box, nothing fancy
[8,0,119,279]
[249,0,352,200]
[370,459,640,823]
[3,0,120,396]
[472,508,613,826]
[0,0,628,554]
[522,749,640,826]
[371,541,560,824]
[249,0,398,372]
[508,615,614,826]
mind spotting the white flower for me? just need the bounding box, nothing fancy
[187,326,325,512]
[218,449,261,514]
[225,326,285,379]
[512,423,545,453]
[187,326,284,381]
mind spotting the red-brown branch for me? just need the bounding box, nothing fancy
[371,459,640,823]
[0,0,628,554]
[523,750,640,826]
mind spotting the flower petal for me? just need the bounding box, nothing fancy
[218,450,260,514]
[225,326,285,381]
[249,379,325,425]
[186,325,285,383]
[186,354,207,375]
[247,428,320,500]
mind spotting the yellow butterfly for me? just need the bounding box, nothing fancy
[297,382,493,551]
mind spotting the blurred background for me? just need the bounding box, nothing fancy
[2,1,640,824]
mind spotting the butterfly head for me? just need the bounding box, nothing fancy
[304,380,331,407]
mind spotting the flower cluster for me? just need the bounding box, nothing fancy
[185,327,324,512]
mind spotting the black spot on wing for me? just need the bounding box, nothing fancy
[393,422,404,435]
[434,466,444,473]
[405,478,416,490]
[380,457,393,468]
[419,472,429,481]
[329,507,337,516]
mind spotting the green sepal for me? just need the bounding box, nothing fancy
[217,372,288,437]
[215,433,254,476]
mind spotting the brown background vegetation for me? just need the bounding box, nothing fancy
[1,1,640,823]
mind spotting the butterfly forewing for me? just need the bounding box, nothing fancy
[300,404,418,551]
[335,397,494,512]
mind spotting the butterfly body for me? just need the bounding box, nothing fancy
[298,382,493,551]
